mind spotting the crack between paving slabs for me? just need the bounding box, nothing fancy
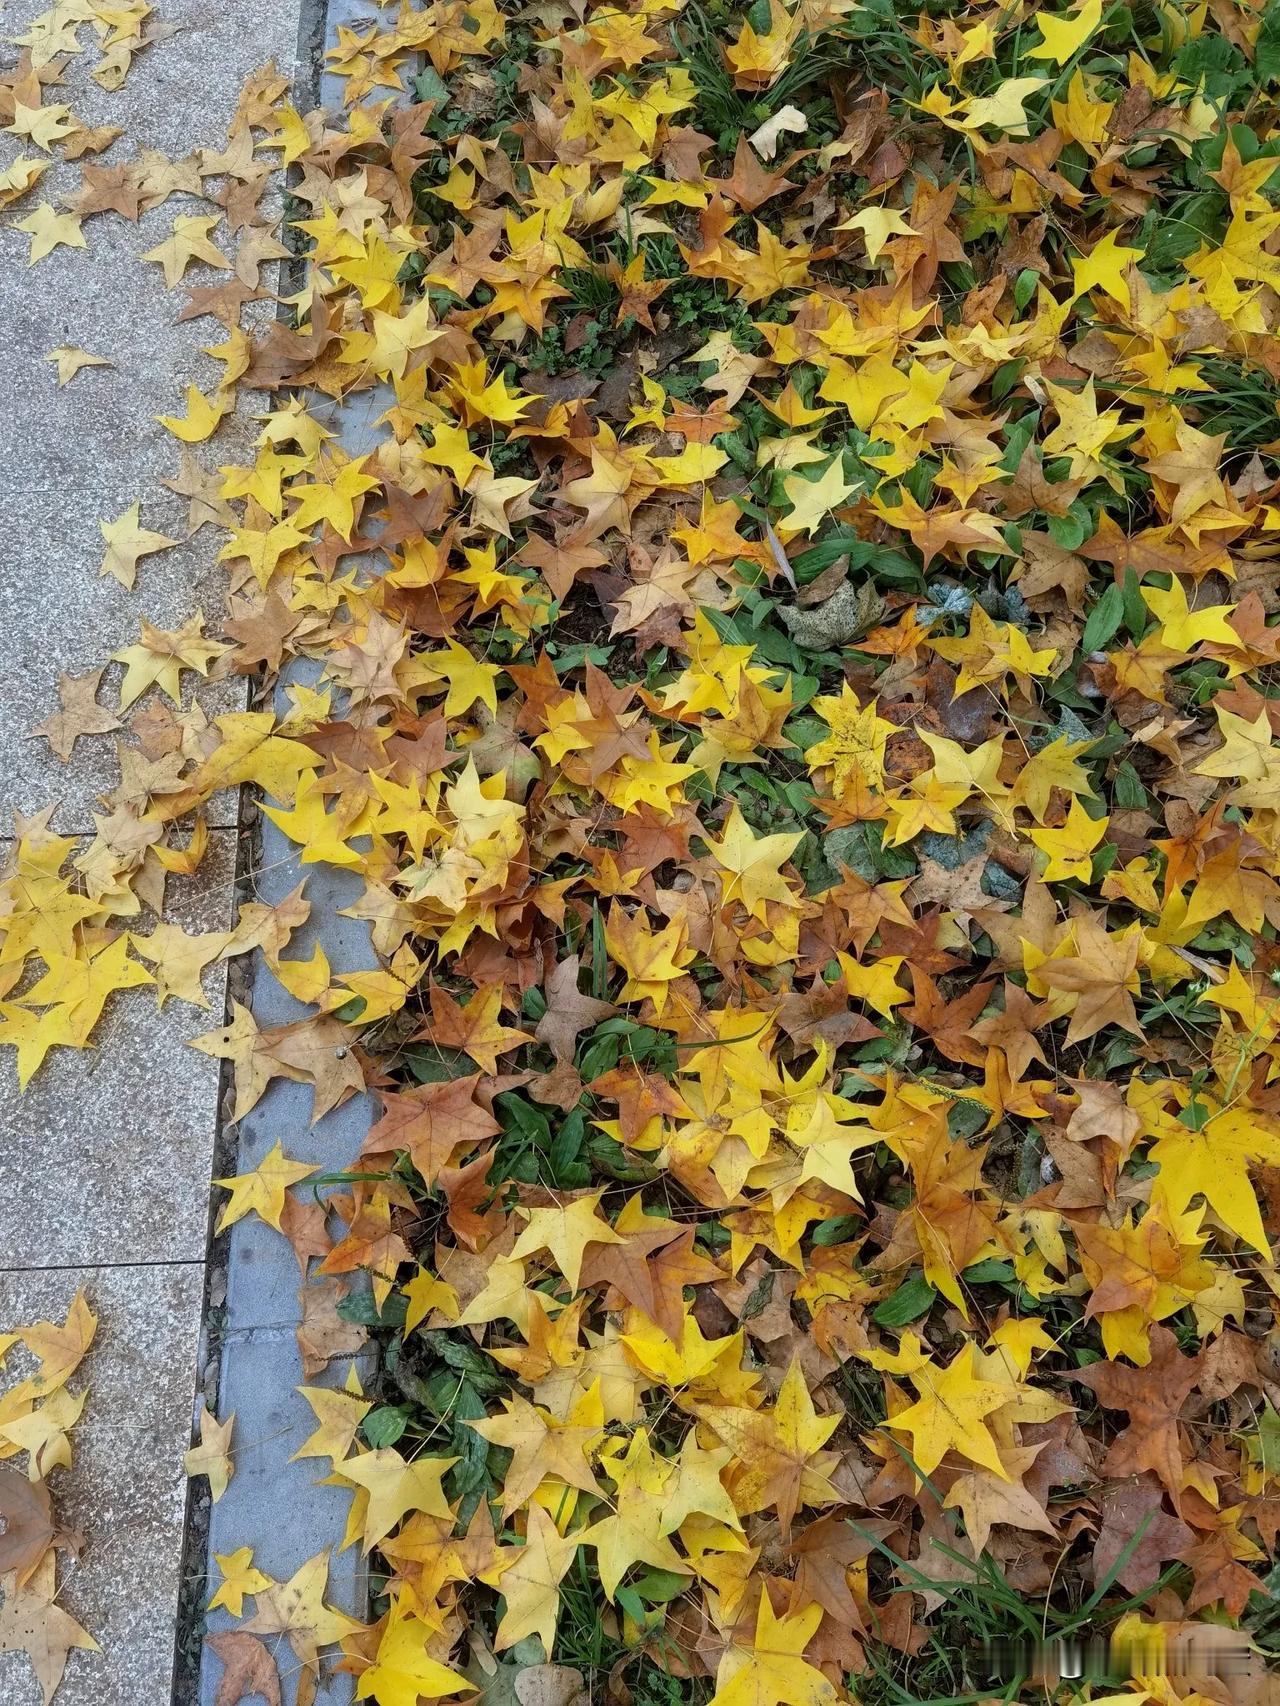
[0,1260,206,1274]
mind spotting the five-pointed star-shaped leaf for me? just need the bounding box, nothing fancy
[31,667,121,761]
[205,1632,282,1706]
[112,613,228,709]
[1075,1325,1204,1509]
[581,1427,692,1600]
[132,924,231,1009]
[704,802,803,921]
[884,1344,1012,1480]
[353,1588,472,1705]
[157,381,229,443]
[214,1140,318,1234]
[467,1389,604,1515]
[337,1447,457,1553]
[239,1550,363,1671]
[0,1552,99,1705]
[1148,1106,1280,1255]
[45,346,113,385]
[184,1404,235,1503]
[98,502,178,589]
[291,1379,372,1467]
[139,213,226,285]
[208,1546,273,1616]
[694,1359,841,1535]
[14,203,87,263]
[509,1190,625,1292]
[780,454,857,537]
[710,1593,837,1706]
[483,1503,579,1655]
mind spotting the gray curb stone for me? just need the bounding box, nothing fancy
[191,2,393,1702]
[195,819,378,1706]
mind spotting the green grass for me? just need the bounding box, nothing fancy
[1168,356,1280,453]
[855,1519,1185,1706]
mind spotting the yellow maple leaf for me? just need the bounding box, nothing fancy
[1140,579,1238,652]
[99,501,177,589]
[1041,378,1137,485]
[581,1427,691,1598]
[176,710,323,808]
[928,600,1058,692]
[214,1139,318,1233]
[884,1343,1012,1479]
[605,904,697,1012]
[208,1547,273,1617]
[780,454,857,537]
[1029,797,1109,882]
[14,202,86,263]
[157,382,228,443]
[510,1190,624,1291]
[1068,226,1145,306]
[338,1448,456,1554]
[1027,0,1104,66]
[710,1593,837,1706]
[804,685,894,793]
[705,804,802,921]
[112,614,227,709]
[354,1588,472,1705]
[1149,1106,1280,1255]
[483,1504,578,1654]
[184,1404,235,1503]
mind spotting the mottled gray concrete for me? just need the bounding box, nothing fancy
[0,0,294,831]
[0,0,303,1700]
[0,828,237,1268]
[0,1262,205,1706]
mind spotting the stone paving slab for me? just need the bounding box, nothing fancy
[0,0,297,833]
[0,2,307,1699]
[0,1261,205,1706]
[0,0,399,1700]
[0,828,238,1269]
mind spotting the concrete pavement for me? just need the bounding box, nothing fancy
[0,0,304,1697]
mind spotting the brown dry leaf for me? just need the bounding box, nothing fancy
[206,1630,282,1706]
[0,1553,98,1705]
[296,1279,366,1378]
[1076,1326,1204,1509]
[1093,1480,1193,1594]
[31,668,122,763]
[533,954,616,1065]
[0,1472,54,1580]
[514,1664,590,1706]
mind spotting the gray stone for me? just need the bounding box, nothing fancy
[200,1335,367,1706]
[0,1261,205,1706]
[195,71,390,1679]
[0,825,235,1270]
[199,741,378,1704]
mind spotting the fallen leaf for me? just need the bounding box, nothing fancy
[44,347,113,386]
[206,1630,282,1706]
[184,1404,235,1503]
